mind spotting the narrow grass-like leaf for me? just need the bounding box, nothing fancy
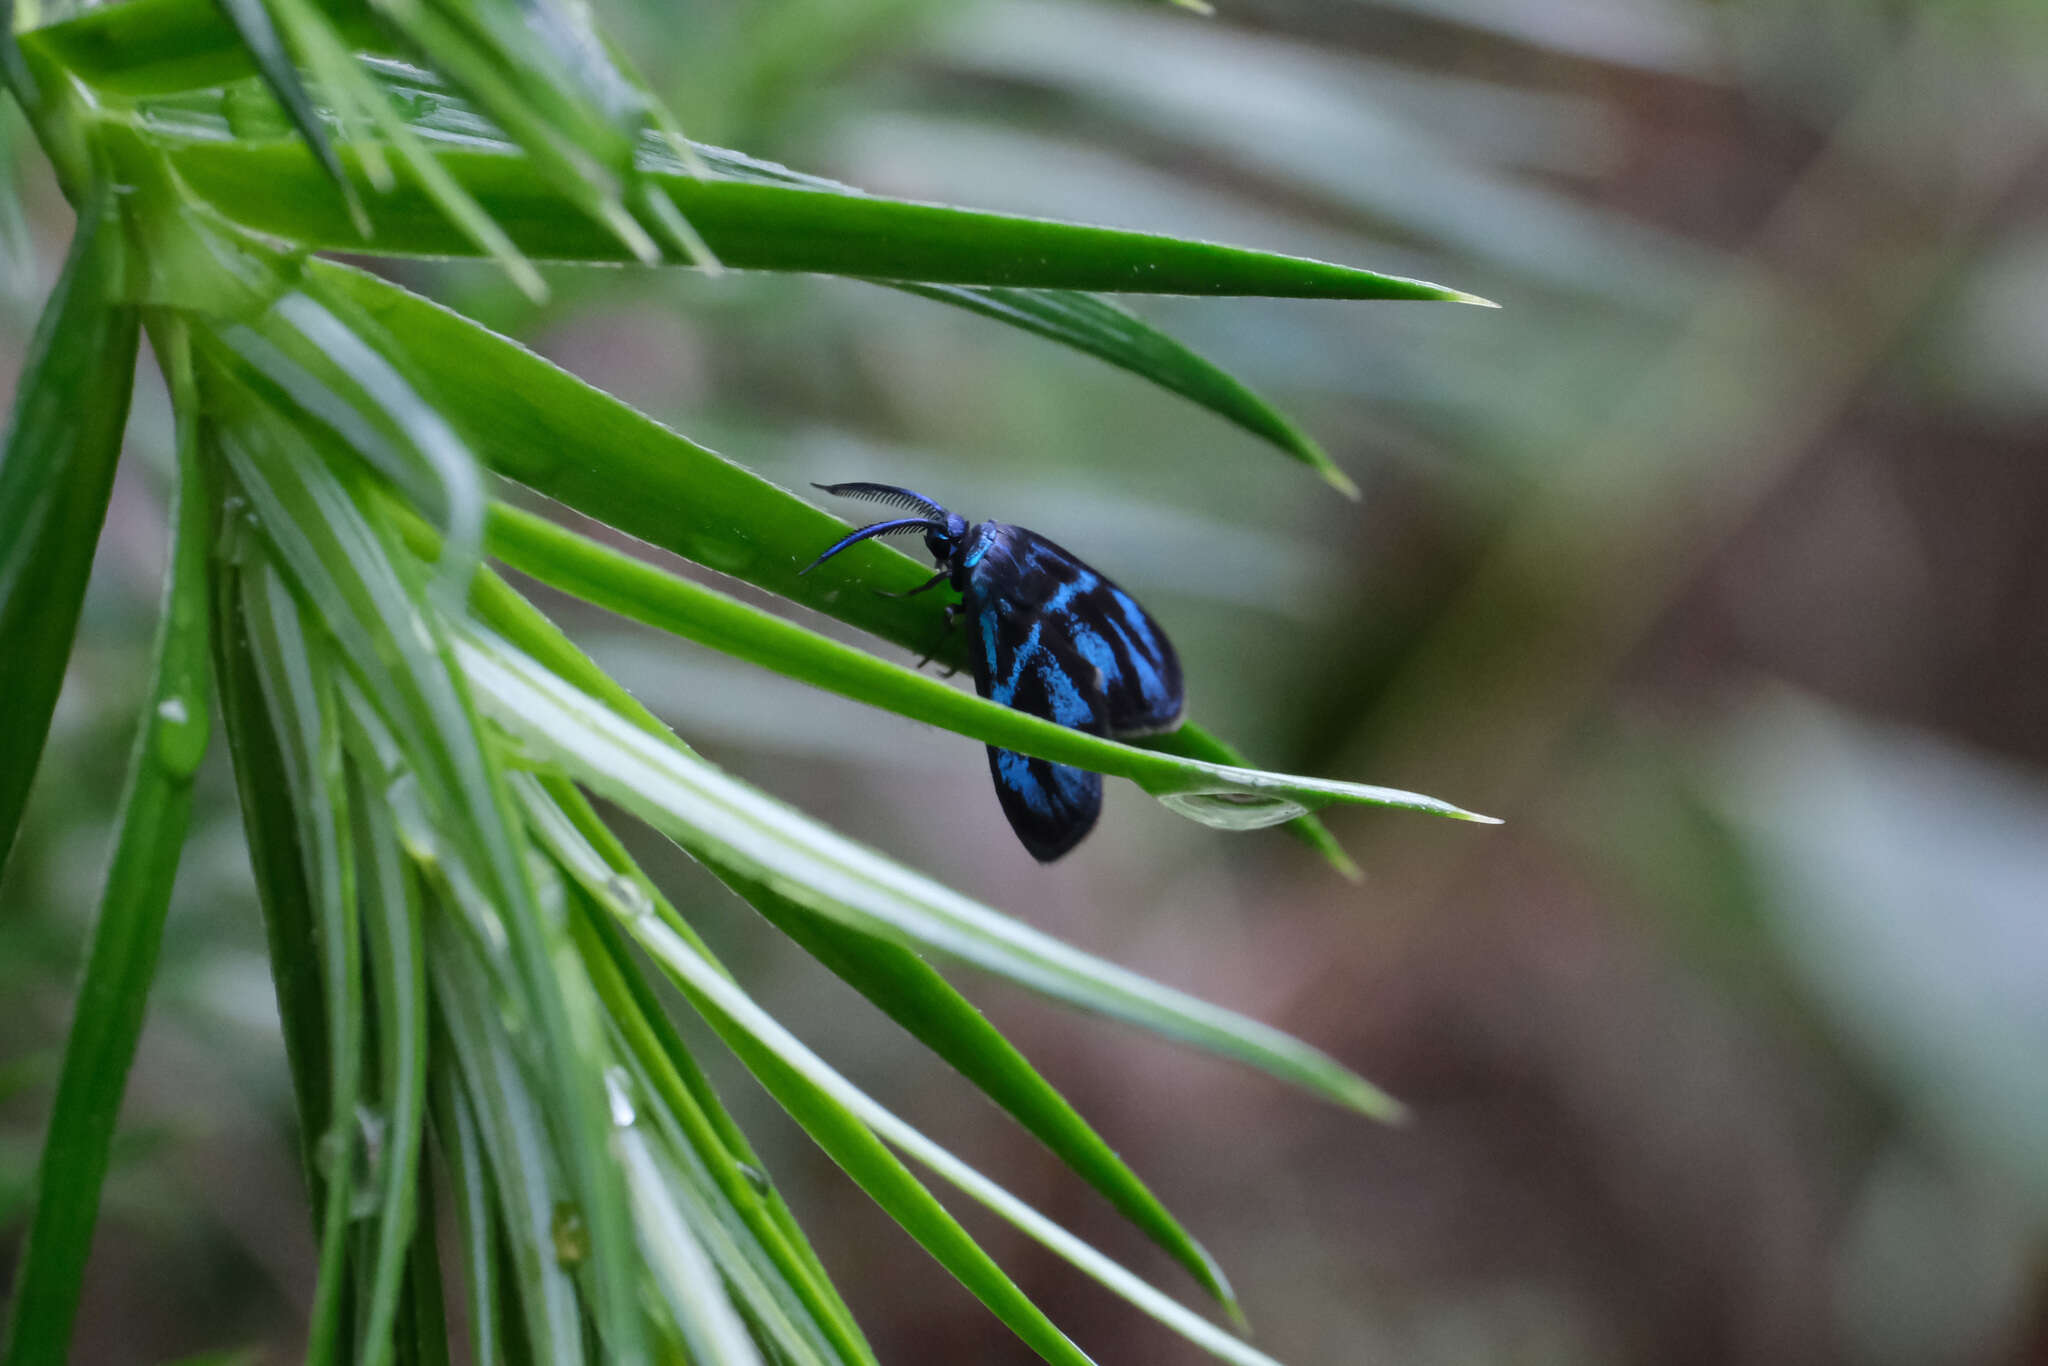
[256,0,546,296]
[607,1071,767,1366]
[459,627,1405,1120]
[127,65,1378,472]
[425,915,587,1366]
[218,368,647,1359]
[443,557,1230,1323]
[168,133,1481,300]
[21,0,390,96]
[400,1160,454,1366]
[893,285,1353,495]
[303,261,1410,864]
[211,495,332,1174]
[733,887,1240,1320]
[431,1064,500,1366]
[212,381,643,1364]
[569,892,1096,1366]
[206,0,365,230]
[0,186,138,876]
[238,556,362,1366]
[241,0,392,190]
[346,716,431,1366]
[531,766,1235,1318]
[0,325,208,1366]
[235,289,487,602]
[1144,726,1364,880]
[540,780,877,1366]
[572,903,859,1366]
[486,500,1489,825]
[611,893,1289,1366]
[364,0,657,265]
[626,130,1349,477]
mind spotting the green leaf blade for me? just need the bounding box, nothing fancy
[306,263,1482,861]
[167,134,1481,300]
[0,189,140,877]
[206,0,362,224]
[739,884,1241,1318]
[482,498,1490,824]
[0,324,208,1366]
[458,628,1406,1121]
[889,285,1354,495]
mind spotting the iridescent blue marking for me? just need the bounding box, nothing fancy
[1038,658,1092,727]
[807,488,1181,862]
[979,607,1002,684]
[1106,613,1165,701]
[996,749,1042,807]
[963,524,997,569]
[1111,588,1162,656]
[1069,622,1118,692]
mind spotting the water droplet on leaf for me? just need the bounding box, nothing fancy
[1157,789,1308,831]
[551,1203,590,1267]
[603,873,652,921]
[152,695,208,777]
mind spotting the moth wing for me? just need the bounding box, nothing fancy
[1040,575,1183,737]
[983,742,1103,863]
[963,552,1108,862]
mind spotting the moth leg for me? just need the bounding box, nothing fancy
[918,605,965,675]
[876,570,949,599]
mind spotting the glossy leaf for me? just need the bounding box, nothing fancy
[431,1064,502,1366]
[0,326,208,1366]
[304,260,1394,866]
[892,284,1353,495]
[486,499,1489,825]
[609,890,1288,1366]
[167,131,1480,298]
[346,717,431,1366]
[0,187,139,876]
[577,889,1096,1366]
[458,625,1406,1121]
[206,0,362,225]
[711,876,1241,1320]
[22,0,390,96]
[122,63,1405,475]
[238,555,362,1366]
[425,912,588,1366]
[567,876,871,1366]
[209,380,642,1363]
[417,538,1236,1316]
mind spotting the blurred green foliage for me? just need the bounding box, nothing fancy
[4,0,2048,1363]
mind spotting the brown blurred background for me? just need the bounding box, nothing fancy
[4,0,2047,1362]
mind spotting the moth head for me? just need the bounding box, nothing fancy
[923,513,970,567]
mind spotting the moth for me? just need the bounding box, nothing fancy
[802,482,1184,861]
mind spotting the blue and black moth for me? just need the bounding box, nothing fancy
[802,482,1184,862]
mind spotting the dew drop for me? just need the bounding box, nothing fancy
[604,1067,637,1128]
[152,695,209,778]
[603,873,653,921]
[737,1163,771,1196]
[551,1202,590,1268]
[1156,789,1309,831]
[349,1106,389,1219]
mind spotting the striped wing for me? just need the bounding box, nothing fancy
[962,524,1182,861]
